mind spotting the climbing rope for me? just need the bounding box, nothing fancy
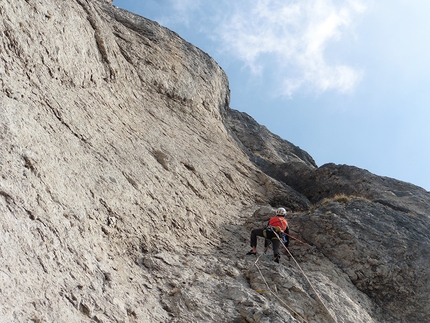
[285,234,316,249]
[272,231,342,323]
[252,254,309,323]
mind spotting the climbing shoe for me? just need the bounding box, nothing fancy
[274,255,280,263]
[246,250,257,255]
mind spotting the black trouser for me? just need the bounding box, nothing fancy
[250,228,281,257]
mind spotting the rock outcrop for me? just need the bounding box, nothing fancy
[0,1,429,322]
[228,111,430,323]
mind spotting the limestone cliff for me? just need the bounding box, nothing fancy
[0,1,428,322]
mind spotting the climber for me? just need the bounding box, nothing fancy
[247,207,289,263]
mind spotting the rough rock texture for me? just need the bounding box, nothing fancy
[228,114,430,322]
[226,109,317,170]
[295,197,429,323]
[0,1,429,322]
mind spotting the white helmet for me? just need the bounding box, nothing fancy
[276,208,287,216]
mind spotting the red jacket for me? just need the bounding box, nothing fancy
[268,216,288,232]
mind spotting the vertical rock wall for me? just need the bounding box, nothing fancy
[0,0,290,321]
[1,1,428,322]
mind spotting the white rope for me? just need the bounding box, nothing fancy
[272,231,342,323]
[252,254,309,323]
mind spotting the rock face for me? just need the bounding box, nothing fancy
[0,1,429,322]
[227,111,430,323]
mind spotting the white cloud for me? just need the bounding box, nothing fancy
[155,0,202,27]
[216,0,367,96]
[141,0,367,96]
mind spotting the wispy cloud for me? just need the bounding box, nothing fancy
[145,0,367,97]
[154,0,202,27]
[216,0,367,96]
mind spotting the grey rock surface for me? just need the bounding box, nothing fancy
[0,0,429,322]
[230,112,430,322]
[226,109,317,169]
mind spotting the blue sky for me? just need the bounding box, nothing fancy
[112,0,430,191]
